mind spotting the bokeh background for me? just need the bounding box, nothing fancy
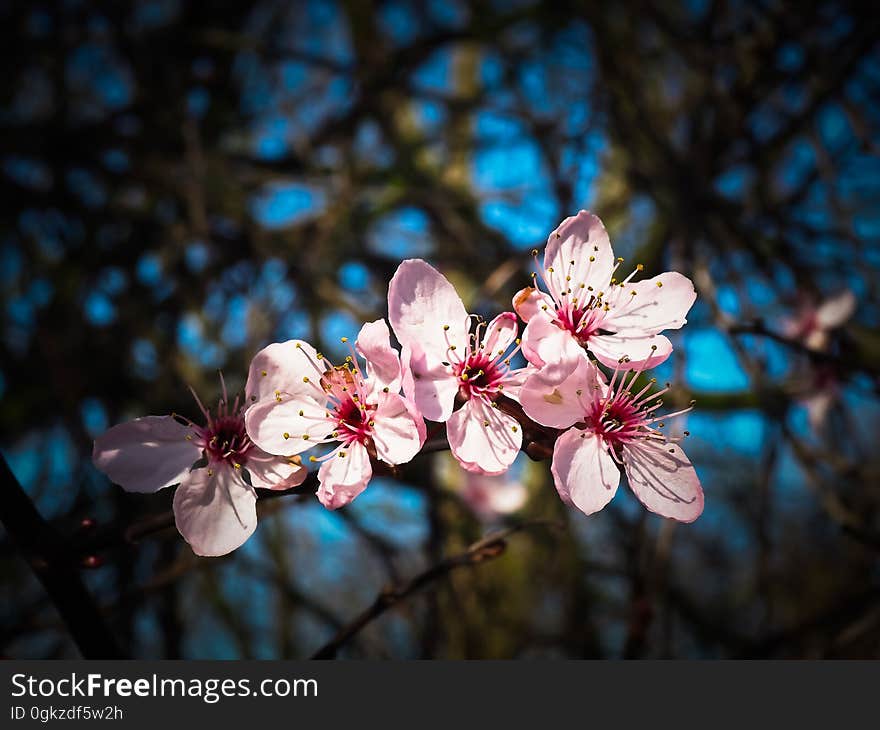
[2,0,880,659]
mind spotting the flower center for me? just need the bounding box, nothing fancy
[322,366,375,445]
[585,394,647,447]
[454,352,506,400]
[202,414,253,466]
[333,394,376,445]
[555,302,607,345]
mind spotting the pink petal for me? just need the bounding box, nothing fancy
[317,442,373,510]
[589,332,673,370]
[356,318,401,392]
[446,397,522,475]
[622,441,704,523]
[245,448,308,490]
[92,416,202,493]
[245,397,332,456]
[481,311,518,356]
[499,364,538,402]
[805,330,829,351]
[512,286,554,323]
[388,259,469,362]
[605,272,696,335]
[371,392,425,465]
[816,290,856,330]
[520,355,598,429]
[173,465,258,556]
[401,342,458,421]
[245,339,327,405]
[544,211,615,299]
[520,314,584,383]
[551,429,619,515]
[804,390,835,430]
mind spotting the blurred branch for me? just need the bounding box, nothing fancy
[0,454,124,658]
[311,520,561,659]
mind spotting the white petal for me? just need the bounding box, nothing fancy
[92,416,202,493]
[623,440,704,523]
[446,398,522,475]
[544,211,615,299]
[550,429,619,515]
[317,442,373,510]
[356,319,402,393]
[371,392,425,465]
[245,339,327,406]
[245,448,308,490]
[388,258,469,362]
[173,466,258,556]
[816,290,856,330]
[401,342,458,422]
[245,397,333,456]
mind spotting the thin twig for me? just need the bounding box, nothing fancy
[311,520,561,659]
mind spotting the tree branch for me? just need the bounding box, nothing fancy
[0,454,124,658]
[311,520,560,659]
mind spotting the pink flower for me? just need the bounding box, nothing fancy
[388,259,529,475]
[244,319,425,510]
[92,378,307,557]
[520,355,703,522]
[513,211,697,380]
[782,290,855,352]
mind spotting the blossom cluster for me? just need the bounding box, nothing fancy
[93,211,704,556]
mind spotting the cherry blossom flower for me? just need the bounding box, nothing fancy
[513,211,697,380]
[782,290,856,352]
[244,319,425,510]
[519,354,703,522]
[781,290,856,428]
[388,259,530,475]
[92,378,307,557]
